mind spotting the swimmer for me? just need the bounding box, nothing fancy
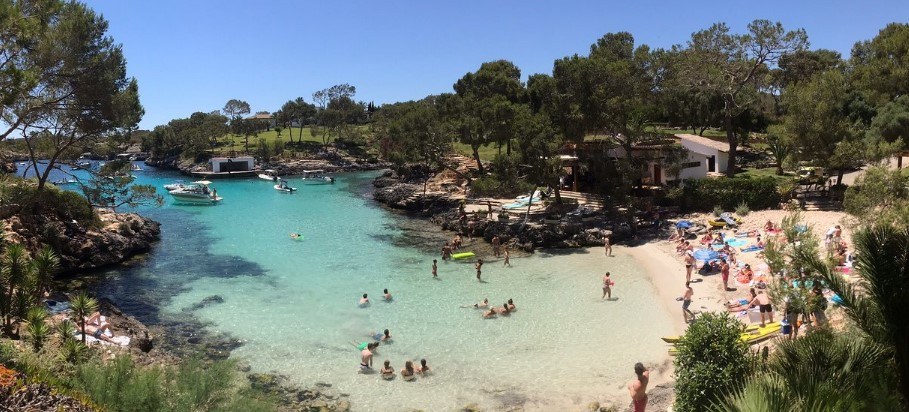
[380,360,395,379]
[432,259,438,277]
[482,308,497,318]
[475,259,483,281]
[373,329,392,342]
[359,293,369,306]
[473,298,489,309]
[496,303,511,316]
[507,298,516,311]
[415,358,431,375]
[290,233,301,239]
[383,288,393,301]
[401,360,416,381]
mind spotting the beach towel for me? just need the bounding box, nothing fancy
[74,333,131,347]
[741,245,764,253]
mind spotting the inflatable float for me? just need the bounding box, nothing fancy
[451,252,476,260]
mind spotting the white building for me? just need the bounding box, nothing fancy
[210,156,254,173]
[674,134,729,180]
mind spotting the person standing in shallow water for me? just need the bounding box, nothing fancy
[432,259,438,278]
[628,362,649,412]
[475,259,483,281]
[604,236,612,257]
[492,235,501,257]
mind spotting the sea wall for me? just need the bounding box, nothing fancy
[146,152,391,175]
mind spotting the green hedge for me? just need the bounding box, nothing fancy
[668,176,781,212]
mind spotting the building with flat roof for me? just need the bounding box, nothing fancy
[674,134,728,179]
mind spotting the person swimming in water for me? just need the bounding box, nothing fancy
[359,294,369,306]
[496,303,511,316]
[415,358,430,375]
[290,233,301,239]
[507,299,516,311]
[383,289,393,301]
[400,360,416,381]
[373,329,392,342]
[380,360,395,379]
[473,298,489,309]
[475,259,483,281]
[482,307,497,318]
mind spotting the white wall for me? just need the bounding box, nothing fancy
[211,157,254,173]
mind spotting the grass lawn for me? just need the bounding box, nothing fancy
[218,127,327,153]
[453,142,505,162]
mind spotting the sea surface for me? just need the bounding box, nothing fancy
[24,162,675,411]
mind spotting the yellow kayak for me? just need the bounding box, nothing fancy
[667,322,781,354]
[661,322,770,344]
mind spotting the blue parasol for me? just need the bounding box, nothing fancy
[692,248,719,261]
[676,220,692,229]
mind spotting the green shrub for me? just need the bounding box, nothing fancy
[72,356,276,412]
[674,312,753,412]
[669,176,781,212]
[713,205,723,217]
[735,201,750,216]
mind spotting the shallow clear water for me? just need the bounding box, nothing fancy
[39,164,675,411]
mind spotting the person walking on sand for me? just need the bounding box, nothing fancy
[503,247,511,267]
[720,258,730,291]
[492,235,501,257]
[432,259,438,278]
[475,259,483,281]
[602,272,614,300]
[684,251,695,283]
[749,288,774,327]
[604,236,612,257]
[682,282,694,323]
[628,362,649,412]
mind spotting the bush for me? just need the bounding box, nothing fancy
[735,201,750,216]
[469,176,533,198]
[668,176,781,212]
[713,205,723,217]
[674,312,753,412]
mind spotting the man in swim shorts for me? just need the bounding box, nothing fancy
[475,259,483,281]
[682,282,694,323]
[441,243,452,261]
[492,235,501,257]
[628,362,649,412]
[749,288,774,327]
[360,342,374,372]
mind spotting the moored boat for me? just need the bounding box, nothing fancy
[168,181,221,204]
[258,169,280,181]
[300,169,334,184]
[274,180,297,193]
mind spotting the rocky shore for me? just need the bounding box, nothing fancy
[146,149,391,176]
[372,170,633,251]
[1,209,161,273]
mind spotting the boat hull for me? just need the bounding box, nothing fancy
[169,193,220,204]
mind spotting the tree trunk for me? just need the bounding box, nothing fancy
[699,125,708,136]
[898,155,903,169]
[471,145,485,175]
[836,168,844,186]
[724,112,737,177]
[506,139,511,156]
[775,165,784,175]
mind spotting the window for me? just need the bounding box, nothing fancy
[682,161,701,169]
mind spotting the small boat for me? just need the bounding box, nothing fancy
[131,163,142,171]
[168,181,221,204]
[258,169,280,181]
[163,181,186,191]
[274,182,297,193]
[74,161,91,169]
[301,169,335,184]
[18,162,25,166]
[53,178,78,185]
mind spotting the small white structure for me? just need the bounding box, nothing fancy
[674,134,729,180]
[210,156,254,173]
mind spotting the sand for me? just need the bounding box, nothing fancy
[621,208,854,409]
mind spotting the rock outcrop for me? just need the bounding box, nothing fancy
[2,209,160,273]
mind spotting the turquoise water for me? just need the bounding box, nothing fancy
[46,165,675,411]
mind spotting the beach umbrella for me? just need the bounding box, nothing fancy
[692,249,719,261]
[676,220,692,229]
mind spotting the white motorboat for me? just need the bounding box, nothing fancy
[74,161,91,169]
[300,169,335,184]
[131,163,142,171]
[168,180,221,204]
[258,169,280,181]
[53,178,78,185]
[163,181,186,191]
[274,181,297,193]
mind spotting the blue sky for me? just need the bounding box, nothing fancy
[86,0,909,129]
